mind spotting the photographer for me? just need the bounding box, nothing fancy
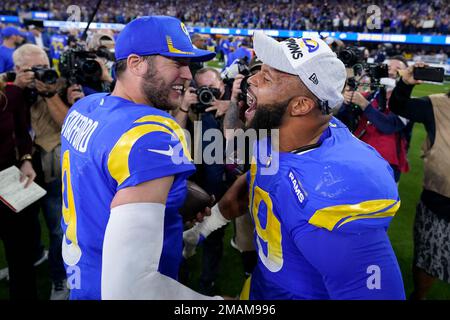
[222,56,263,280]
[338,55,409,182]
[12,44,73,300]
[175,66,242,295]
[0,75,39,300]
[182,67,232,294]
[86,32,115,93]
[175,67,235,127]
[389,62,450,300]
[197,67,233,117]
[59,34,115,96]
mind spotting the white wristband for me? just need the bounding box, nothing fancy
[196,203,230,238]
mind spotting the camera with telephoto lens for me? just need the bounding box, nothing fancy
[338,46,388,89]
[340,46,390,113]
[191,86,222,113]
[31,66,59,85]
[365,63,389,82]
[4,67,59,85]
[59,48,103,86]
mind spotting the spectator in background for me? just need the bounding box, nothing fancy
[389,62,450,300]
[0,75,39,300]
[0,27,26,73]
[28,24,51,52]
[179,67,231,295]
[220,36,232,66]
[226,37,253,68]
[222,57,262,280]
[12,44,71,300]
[189,33,208,77]
[339,56,411,182]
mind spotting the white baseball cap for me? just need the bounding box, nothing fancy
[253,31,347,111]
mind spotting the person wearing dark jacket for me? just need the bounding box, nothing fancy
[339,57,411,182]
[389,62,450,300]
[0,80,39,300]
[342,87,410,182]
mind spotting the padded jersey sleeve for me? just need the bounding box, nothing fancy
[107,120,195,191]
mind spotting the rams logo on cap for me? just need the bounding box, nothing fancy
[180,22,190,39]
[302,39,319,53]
[165,22,195,54]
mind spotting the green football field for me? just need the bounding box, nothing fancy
[0,82,449,300]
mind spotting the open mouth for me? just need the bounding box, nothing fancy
[246,88,257,110]
[245,89,257,121]
[172,84,184,95]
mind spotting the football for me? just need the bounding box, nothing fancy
[179,181,213,222]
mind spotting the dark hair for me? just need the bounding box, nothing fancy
[390,55,408,68]
[114,55,154,79]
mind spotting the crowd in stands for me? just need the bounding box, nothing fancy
[0,0,449,34]
[0,2,449,302]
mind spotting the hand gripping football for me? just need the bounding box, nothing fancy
[179,181,213,222]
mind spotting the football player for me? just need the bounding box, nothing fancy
[183,31,406,300]
[60,16,222,300]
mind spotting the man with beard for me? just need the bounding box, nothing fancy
[60,16,222,300]
[183,31,405,299]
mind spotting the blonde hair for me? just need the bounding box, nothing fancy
[13,44,49,68]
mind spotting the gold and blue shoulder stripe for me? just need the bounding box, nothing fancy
[107,115,191,186]
[308,199,401,231]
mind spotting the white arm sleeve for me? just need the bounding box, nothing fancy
[101,202,222,300]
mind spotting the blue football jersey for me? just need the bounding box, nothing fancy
[242,117,405,300]
[60,93,195,300]
[49,34,67,68]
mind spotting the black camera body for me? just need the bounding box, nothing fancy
[339,46,388,88]
[32,66,59,85]
[338,46,366,68]
[4,67,58,85]
[192,86,222,113]
[59,48,103,86]
[339,46,389,112]
[365,63,389,81]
